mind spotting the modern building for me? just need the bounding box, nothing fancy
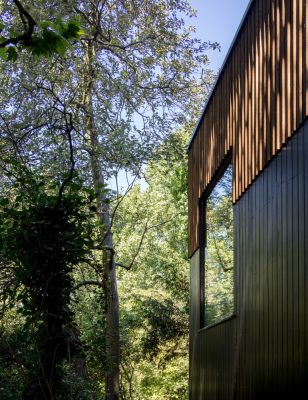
[188,1,308,398]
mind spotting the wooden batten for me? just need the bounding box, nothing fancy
[188,0,308,257]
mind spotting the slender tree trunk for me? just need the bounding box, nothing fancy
[101,205,120,400]
[83,39,120,400]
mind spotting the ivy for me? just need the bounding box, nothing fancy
[0,163,98,398]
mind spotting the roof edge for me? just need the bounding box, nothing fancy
[187,0,255,153]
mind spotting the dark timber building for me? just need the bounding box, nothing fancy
[188,0,308,398]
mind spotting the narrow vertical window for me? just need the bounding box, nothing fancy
[201,163,234,327]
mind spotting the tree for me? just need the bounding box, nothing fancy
[0,150,99,397]
[0,0,83,60]
[0,1,216,397]
[112,129,190,399]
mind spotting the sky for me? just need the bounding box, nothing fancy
[109,0,251,191]
[188,0,251,72]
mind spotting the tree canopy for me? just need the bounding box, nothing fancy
[0,1,222,399]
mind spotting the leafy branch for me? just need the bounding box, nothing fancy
[0,0,36,49]
[0,1,84,61]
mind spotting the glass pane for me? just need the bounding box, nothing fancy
[204,164,234,326]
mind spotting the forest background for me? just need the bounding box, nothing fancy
[0,1,247,399]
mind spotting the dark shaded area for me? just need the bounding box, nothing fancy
[189,120,308,399]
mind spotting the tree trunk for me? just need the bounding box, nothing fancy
[83,39,120,400]
[102,209,120,400]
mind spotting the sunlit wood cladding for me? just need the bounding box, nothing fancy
[188,0,308,257]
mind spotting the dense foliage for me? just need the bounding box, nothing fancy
[0,1,220,398]
[0,163,99,398]
[113,131,190,399]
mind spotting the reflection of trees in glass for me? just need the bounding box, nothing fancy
[204,164,234,326]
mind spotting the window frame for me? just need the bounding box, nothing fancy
[199,151,234,329]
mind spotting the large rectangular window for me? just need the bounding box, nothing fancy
[200,162,234,327]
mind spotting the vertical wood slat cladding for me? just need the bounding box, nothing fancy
[234,121,308,398]
[188,0,308,257]
[190,316,237,400]
[189,122,308,399]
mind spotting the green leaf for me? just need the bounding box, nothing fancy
[0,197,9,206]
[8,27,18,36]
[63,21,83,39]
[0,47,7,61]
[44,28,70,57]
[55,37,70,57]
[39,20,57,30]
[31,38,48,58]
[6,46,18,61]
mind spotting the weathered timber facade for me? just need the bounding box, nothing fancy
[188,0,307,256]
[188,0,308,398]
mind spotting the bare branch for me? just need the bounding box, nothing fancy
[116,212,184,271]
[57,111,75,204]
[73,280,104,291]
[115,218,149,271]
[212,234,233,272]
[0,0,37,48]
[99,173,139,246]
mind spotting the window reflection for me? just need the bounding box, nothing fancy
[204,164,234,326]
